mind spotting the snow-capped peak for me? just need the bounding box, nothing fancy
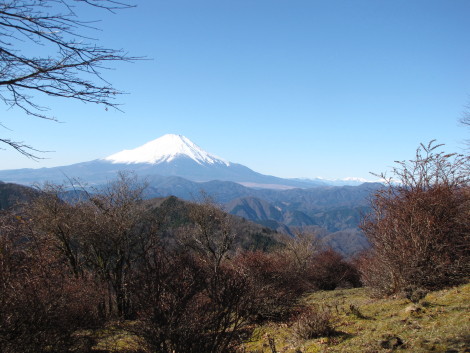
[104,134,230,166]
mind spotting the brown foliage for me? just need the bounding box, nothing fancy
[360,142,470,296]
[131,248,252,353]
[28,173,153,319]
[0,212,104,353]
[235,250,307,321]
[0,175,363,352]
[308,248,361,290]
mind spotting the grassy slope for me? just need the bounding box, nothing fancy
[241,283,470,353]
[85,283,469,352]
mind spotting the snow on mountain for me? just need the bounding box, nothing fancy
[104,134,230,166]
[294,176,381,186]
[0,134,326,188]
[0,134,344,189]
[333,177,382,185]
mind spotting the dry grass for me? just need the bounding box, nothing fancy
[240,282,470,353]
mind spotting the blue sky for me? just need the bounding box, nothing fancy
[1,0,469,180]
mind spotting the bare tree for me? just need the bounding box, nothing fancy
[180,196,238,274]
[28,172,152,318]
[75,172,151,318]
[282,231,320,272]
[28,182,85,277]
[0,0,139,158]
[462,113,470,127]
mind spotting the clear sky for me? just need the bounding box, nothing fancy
[1,0,469,180]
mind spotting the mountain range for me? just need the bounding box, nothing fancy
[0,134,373,188]
[0,134,381,255]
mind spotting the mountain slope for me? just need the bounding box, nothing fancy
[141,178,378,255]
[0,134,380,255]
[0,134,325,189]
[144,195,286,251]
[104,134,229,166]
[0,181,39,210]
[244,283,470,352]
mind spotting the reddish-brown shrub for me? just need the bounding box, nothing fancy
[235,250,307,321]
[130,248,252,353]
[360,142,470,296]
[0,212,104,353]
[308,249,361,290]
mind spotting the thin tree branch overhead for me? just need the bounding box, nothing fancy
[0,0,140,157]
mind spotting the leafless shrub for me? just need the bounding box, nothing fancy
[282,232,320,272]
[360,141,470,296]
[308,248,361,290]
[0,211,104,353]
[131,247,252,353]
[355,250,393,297]
[235,250,306,322]
[403,286,428,304]
[179,196,237,274]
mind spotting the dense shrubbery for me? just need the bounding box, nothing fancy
[360,142,470,296]
[308,249,361,290]
[0,213,104,353]
[130,249,252,353]
[235,250,306,321]
[0,173,359,352]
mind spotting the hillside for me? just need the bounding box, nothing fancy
[243,283,470,353]
[0,134,382,256]
[0,134,378,250]
[1,172,467,353]
[76,283,470,352]
[0,181,39,210]
[144,195,286,251]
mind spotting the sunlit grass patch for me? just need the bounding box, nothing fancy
[241,283,470,353]
[74,322,148,353]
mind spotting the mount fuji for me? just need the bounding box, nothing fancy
[0,134,326,188]
[104,134,230,166]
[0,134,380,255]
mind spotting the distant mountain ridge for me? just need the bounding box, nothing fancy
[0,134,326,189]
[0,134,377,188]
[141,176,380,255]
[0,179,377,255]
[0,134,381,255]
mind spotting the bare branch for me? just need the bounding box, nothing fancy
[0,0,142,158]
[361,141,470,296]
[461,102,470,150]
[0,137,48,160]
